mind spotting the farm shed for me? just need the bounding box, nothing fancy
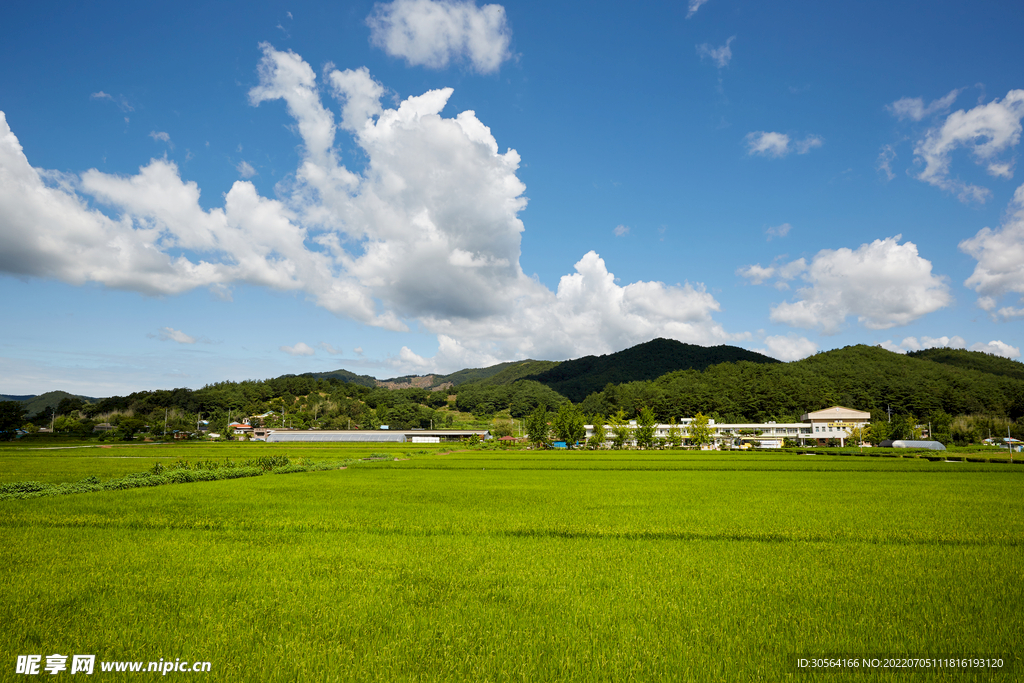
[264,429,490,443]
[881,440,947,451]
[266,431,406,443]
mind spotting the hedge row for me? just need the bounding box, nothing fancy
[0,456,351,501]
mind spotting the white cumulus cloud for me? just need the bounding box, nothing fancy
[960,183,1024,318]
[281,342,316,356]
[878,335,966,353]
[743,237,951,334]
[969,340,1021,358]
[0,46,744,376]
[912,89,1024,202]
[367,0,512,74]
[756,334,818,362]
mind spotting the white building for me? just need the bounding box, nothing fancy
[584,405,871,449]
[801,406,872,446]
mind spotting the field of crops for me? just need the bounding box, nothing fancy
[1,444,1021,681]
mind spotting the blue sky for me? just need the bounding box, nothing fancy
[2,0,1023,396]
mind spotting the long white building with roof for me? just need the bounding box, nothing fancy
[584,405,871,448]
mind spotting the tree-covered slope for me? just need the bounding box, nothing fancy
[438,360,554,387]
[523,338,780,402]
[16,391,97,417]
[466,360,562,387]
[306,369,379,388]
[578,344,1024,423]
[906,347,1024,381]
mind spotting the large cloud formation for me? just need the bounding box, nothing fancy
[0,45,736,371]
[959,183,1024,319]
[739,236,952,334]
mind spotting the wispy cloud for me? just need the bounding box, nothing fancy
[909,89,1024,203]
[236,160,257,178]
[765,223,792,240]
[877,144,896,181]
[696,36,734,69]
[686,0,710,19]
[156,327,196,344]
[90,91,134,112]
[746,131,823,158]
[149,131,172,149]
[887,89,960,122]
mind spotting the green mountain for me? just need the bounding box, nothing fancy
[906,347,1024,381]
[7,391,97,417]
[468,360,562,386]
[305,368,379,388]
[620,344,1024,423]
[521,338,780,402]
[437,360,551,387]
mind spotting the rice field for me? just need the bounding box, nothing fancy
[1,445,1020,681]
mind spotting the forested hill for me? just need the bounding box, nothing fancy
[2,391,97,416]
[437,360,552,387]
[520,338,779,402]
[311,360,548,390]
[574,344,1024,424]
[306,368,378,388]
[906,347,1024,381]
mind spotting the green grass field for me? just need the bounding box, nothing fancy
[1,445,1020,681]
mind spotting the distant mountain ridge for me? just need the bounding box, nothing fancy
[306,360,544,391]
[307,339,778,400]
[1,391,97,416]
[15,340,1023,418]
[516,338,780,402]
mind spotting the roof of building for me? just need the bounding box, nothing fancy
[802,406,871,421]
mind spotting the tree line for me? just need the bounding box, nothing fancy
[8,344,1024,446]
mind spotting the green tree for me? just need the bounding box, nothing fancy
[525,406,550,447]
[0,401,27,440]
[846,425,867,446]
[889,414,914,441]
[553,401,586,448]
[927,410,953,444]
[607,409,630,449]
[689,412,713,448]
[491,418,514,438]
[667,418,683,449]
[634,406,657,449]
[867,420,890,445]
[587,414,606,450]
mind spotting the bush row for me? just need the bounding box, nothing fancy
[0,456,351,501]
